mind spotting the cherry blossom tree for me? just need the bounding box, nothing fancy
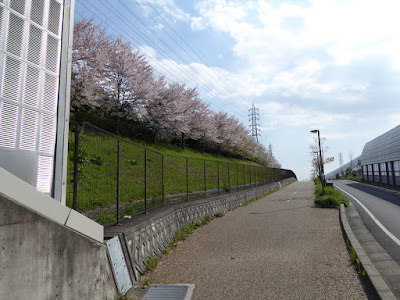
[71,19,109,112]
[71,18,280,166]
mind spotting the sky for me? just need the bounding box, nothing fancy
[75,0,400,180]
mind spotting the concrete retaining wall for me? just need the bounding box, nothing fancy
[0,167,118,300]
[119,178,296,282]
[0,195,117,300]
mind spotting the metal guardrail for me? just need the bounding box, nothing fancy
[66,122,296,224]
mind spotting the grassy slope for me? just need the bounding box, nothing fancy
[66,129,272,212]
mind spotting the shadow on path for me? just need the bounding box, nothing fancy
[347,182,400,207]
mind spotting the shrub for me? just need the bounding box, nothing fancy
[314,178,349,208]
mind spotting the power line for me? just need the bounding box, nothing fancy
[80,0,248,120]
[75,0,253,124]
[135,0,251,112]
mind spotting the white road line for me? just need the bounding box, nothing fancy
[335,184,400,247]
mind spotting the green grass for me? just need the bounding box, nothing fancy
[340,176,363,182]
[347,240,365,276]
[66,127,281,215]
[314,178,349,208]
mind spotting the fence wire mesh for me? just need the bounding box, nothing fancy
[66,122,295,224]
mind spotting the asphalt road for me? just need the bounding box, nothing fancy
[333,180,400,265]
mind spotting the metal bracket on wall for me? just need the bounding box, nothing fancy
[106,236,133,295]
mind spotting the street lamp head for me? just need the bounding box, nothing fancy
[310,130,319,133]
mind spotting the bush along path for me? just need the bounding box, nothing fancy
[314,178,349,208]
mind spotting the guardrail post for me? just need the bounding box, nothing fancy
[72,122,79,210]
[144,149,147,213]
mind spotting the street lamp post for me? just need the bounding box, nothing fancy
[311,129,325,194]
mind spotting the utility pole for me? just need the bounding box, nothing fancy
[249,104,261,143]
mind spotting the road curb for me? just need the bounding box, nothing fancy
[340,204,396,300]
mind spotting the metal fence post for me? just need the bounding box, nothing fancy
[249,165,252,188]
[162,155,165,206]
[72,122,79,210]
[144,149,147,213]
[217,161,220,195]
[116,139,120,223]
[263,167,266,184]
[243,165,245,190]
[186,157,189,201]
[237,164,239,191]
[228,163,230,192]
[204,160,207,198]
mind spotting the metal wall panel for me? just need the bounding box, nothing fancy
[362,125,400,165]
[0,0,73,202]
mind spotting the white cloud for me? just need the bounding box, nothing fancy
[188,0,400,104]
[136,0,191,22]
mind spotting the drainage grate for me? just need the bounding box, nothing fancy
[143,284,194,300]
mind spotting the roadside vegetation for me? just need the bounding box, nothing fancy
[347,240,365,276]
[338,176,363,182]
[314,178,349,208]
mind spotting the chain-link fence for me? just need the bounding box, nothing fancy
[67,122,296,224]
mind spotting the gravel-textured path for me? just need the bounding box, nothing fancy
[140,181,372,299]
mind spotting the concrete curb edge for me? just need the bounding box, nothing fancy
[339,204,396,300]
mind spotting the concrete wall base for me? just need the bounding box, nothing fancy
[0,195,117,300]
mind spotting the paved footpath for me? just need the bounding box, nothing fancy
[134,181,374,299]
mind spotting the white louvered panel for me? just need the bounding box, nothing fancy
[45,34,59,73]
[30,0,45,26]
[10,0,26,16]
[0,101,19,148]
[27,24,42,65]
[48,0,61,36]
[0,6,4,43]
[23,65,40,107]
[39,112,55,153]
[20,107,38,150]
[37,155,53,193]
[2,55,21,101]
[6,13,24,57]
[42,72,57,112]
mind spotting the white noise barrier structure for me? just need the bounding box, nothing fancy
[0,0,74,204]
